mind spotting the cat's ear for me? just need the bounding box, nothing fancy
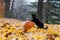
[32,14,36,17]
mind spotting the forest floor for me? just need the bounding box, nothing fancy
[0,18,60,40]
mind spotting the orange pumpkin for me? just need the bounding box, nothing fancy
[23,21,34,32]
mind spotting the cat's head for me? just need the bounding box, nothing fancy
[32,14,36,18]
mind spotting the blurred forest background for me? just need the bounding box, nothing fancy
[0,0,60,24]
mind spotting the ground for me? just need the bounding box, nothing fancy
[0,18,60,40]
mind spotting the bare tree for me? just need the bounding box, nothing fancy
[36,0,43,22]
[4,0,11,18]
[11,0,28,20]
[0,0,5,17]
[44,0,50,23]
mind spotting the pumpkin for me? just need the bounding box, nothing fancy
[23,21,34,32]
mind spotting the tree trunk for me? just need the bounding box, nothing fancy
[10,0,14,18]
[44,0,50,23]
[36,0,43,22]
[0,0,5,17]
[4,0,11,18]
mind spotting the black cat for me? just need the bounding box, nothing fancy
[31,14,44,28]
